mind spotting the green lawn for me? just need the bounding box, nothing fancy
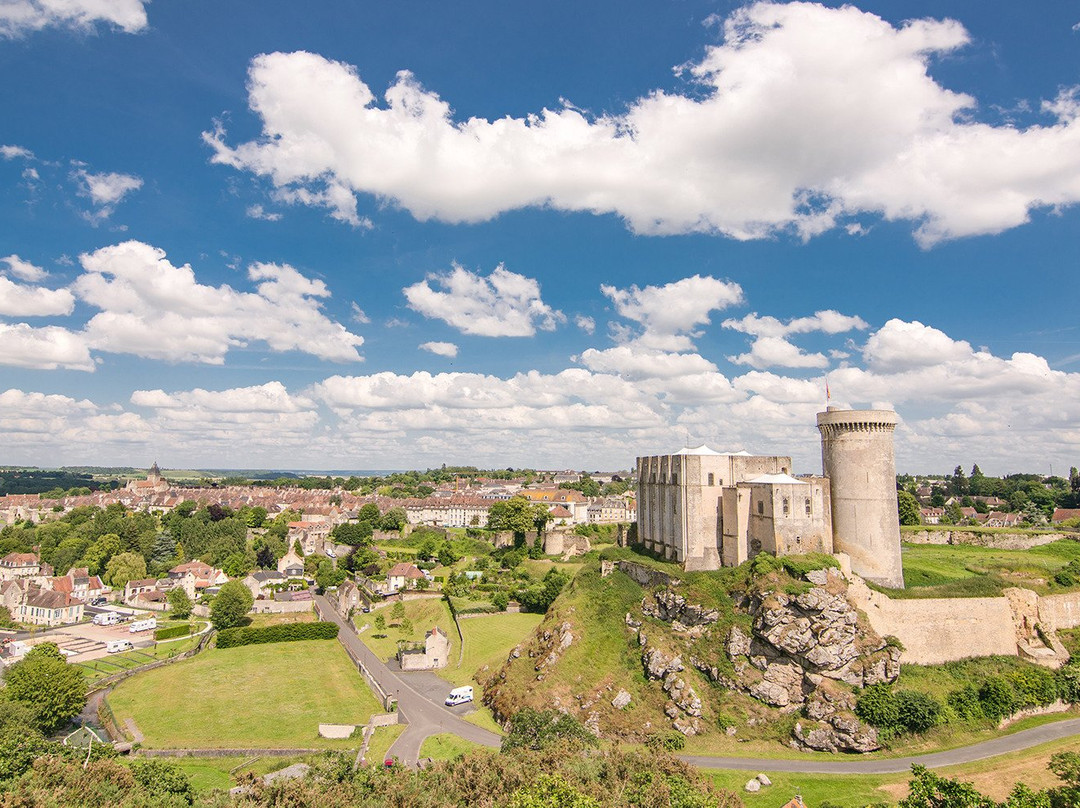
[359,598,457,661]
[419,733,482,761]
[706,769,898,807]
[108,639,383,749]
[77,634,206,684]
[443,612,543,688]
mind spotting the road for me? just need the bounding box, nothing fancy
[314,595,501,767]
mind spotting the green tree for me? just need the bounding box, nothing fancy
[488,497,541,543]
[374,614,386,633]
[901,765,997,808]
[379,507,408,532]
[509,774,601,808]
[391,600,406,621]
[332,522,373,547]
[951,465,968,497]
[358,503,381,523]
[77,532,121,576]
[316,559,346,590]
[245,506,268,528]
[4,643,87,734]
[897,491,922,526]
[210,579,254,630]
[103,551,147,589]
[129,759,196,804]
[398,617,413,637]
[221,551,253,578]
[167,586,193,619]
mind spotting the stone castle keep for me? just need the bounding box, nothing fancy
[636,407,904,589]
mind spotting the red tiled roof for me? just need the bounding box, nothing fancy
[387,563,424,579]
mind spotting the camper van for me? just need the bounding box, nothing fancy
[128,618,157,633]
[92,611,121,626]
[107,640,133,654]
[444,686,473,706]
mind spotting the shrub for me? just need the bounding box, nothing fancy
[1057,663,1080,703]
[153,624,191,641]
[947,683,984,720]
[895,690,942,733]
[978,676,1016,720]
[855,684,899,733]
[644,731,686,752]
[779,553,839,579]
[1008,666,1058,709]
[216,621,339,648]
[492,591,510,611]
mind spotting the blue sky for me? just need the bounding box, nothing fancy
[1,0,1079,474]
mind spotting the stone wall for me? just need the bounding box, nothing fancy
[1038,591,1080,630]
[903,530,1068,550]
[616,560,680,589]
[847,577,1017,664]
[251,599,313,614]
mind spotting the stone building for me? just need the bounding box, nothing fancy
[636,407,902,588]
[399,626,451,670]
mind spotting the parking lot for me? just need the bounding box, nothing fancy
[13,612,157,662]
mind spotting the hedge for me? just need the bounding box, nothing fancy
[154,624,193,641]
[216,621,339,648]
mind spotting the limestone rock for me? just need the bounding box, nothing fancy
[755,774,772,787]
[792,714,880,753]
[744,779,761,793]
[611,689,632,710]
[727,625,752,658]
[643,589,720,627]
[642,645,683,680]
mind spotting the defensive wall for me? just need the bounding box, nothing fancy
[902,530,1067,550]
[847,573,1080,667]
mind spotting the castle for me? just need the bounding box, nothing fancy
[636,407,904,589]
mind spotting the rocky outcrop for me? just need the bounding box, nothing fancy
[643,589,720,627]
[640,635,703,735]
[727,568,900,711]
[530,621,575,676]
[791,684,880,753]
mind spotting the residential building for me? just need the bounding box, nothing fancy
[386,562,426,593]
[19,588,83,626]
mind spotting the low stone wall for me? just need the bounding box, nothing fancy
[251,599,314,614]
[847,578,1017,665]
[138,748,319,758]
[616,560,680,589]
[903,530,1068,550]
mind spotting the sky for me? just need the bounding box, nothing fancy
[1,0,1079,475]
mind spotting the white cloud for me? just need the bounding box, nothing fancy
[575,315,595,335]
[601,275,743,351]
[0,276,75,316]
[350,303,370,324]
[72,240,365,364]
[729,336,829,369]
[861,318,974,372]
[723,309,868,369]
[246,204,283,221]
[404,262,564,337]
[0,323,94,371]
[578,345,718,380]
[0,144,33,160]
[419,341,458,358]
[205,5,1080,245]
[1,254,47,282]
[73,169,142,222]
[0,0,148,38]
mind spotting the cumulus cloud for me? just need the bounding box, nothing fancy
[601,275,743,351]
[724,309,868,368]
[0,323,94,371]
[72,240,365,364]
[246,204,283,221]
[205,4,1080,245]
[404,263,564,337]
[0,276,75,317]
[73,169,142,222]
[419,341,458,358]
[862,318,974,372]
[578,345,718,380]
[0,0,148,38]
[1,254,47,282]
[575,315,595,335]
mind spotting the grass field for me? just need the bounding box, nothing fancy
[443,612,543,688]
[419,733,483,761]
[108,639,383,749]
[358,598,457,661]
[77,633,205,684]
[869,539,1080,598]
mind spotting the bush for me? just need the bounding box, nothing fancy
[154,624,192,641]
[895,690,942,733]
[947,683,984,720]
[644,731,686,752]
[855,684,899,733]
[978,676,1016,720]
[493,591,510,611]
[1008,666,1058,709]
[1057,663,1080,703]
[216,621,339,648]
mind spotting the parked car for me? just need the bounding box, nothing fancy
[91,597,107,606]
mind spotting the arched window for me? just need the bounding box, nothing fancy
[805,498,812,516]
[757,500,764,515]
[782,498,789,516]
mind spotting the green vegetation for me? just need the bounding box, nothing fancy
[441,612,543,688]
[419,733,483,761]
[210,580,255,630]
[2,643,87,734]
[108,640,383,749]
[215,620,338,648]
[154,623,194,641]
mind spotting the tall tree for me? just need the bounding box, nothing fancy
[897,491,922,526]
[4,643,87,734]
[210,580,254,630]
[104,551,147,589]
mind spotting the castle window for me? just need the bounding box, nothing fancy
[805,498,812,516]
[707,473,714,486]
[757,500,764,515]
[782,498,789,516]
[651,473,656,483]
[671,473,678,485]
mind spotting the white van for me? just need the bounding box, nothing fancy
[444,686,473,706]
[128,618,157,633]
[93,611,121,626]
[107,640,133,654]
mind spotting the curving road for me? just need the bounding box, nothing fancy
[314,595,501,767]
[681,718,1080,774]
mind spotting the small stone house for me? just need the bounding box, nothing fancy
[386,562,425,593]
[399,626,451,671]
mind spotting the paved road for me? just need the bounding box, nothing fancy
[314,595,501,767]
[681,718,1080,774]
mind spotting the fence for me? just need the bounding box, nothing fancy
[314,600,395,711]
[87,631,213,695]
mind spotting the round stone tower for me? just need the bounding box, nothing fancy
[817,407,904,589]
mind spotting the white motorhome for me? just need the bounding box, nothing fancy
[107,640,133,653]
[444,686,473,706]
[129,618,157,633]
[93,611,122,626]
